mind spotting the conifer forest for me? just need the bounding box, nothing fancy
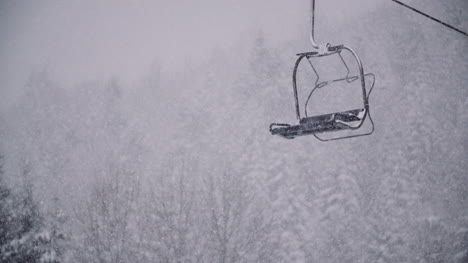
[0,0,467,262]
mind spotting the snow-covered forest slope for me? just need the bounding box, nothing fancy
[1,0,467,262]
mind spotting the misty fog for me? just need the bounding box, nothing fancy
[1,0,467,262]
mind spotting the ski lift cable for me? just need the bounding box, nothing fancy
[391,0,468,37]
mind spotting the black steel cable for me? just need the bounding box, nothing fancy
[392,0,468,37]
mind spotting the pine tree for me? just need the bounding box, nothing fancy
[0,159,61,262]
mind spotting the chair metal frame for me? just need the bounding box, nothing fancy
[269,0,375,141]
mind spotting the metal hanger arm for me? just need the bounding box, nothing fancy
[310,0,320,48]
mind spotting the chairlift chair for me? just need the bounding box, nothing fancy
[269,0,375,141]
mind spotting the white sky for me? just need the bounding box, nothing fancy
[0,0,386,107]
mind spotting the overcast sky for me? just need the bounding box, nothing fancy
[3,0,455,109]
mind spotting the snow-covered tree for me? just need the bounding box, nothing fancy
[1,158,63,262]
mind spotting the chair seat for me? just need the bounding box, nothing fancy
[270,109,365,139]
